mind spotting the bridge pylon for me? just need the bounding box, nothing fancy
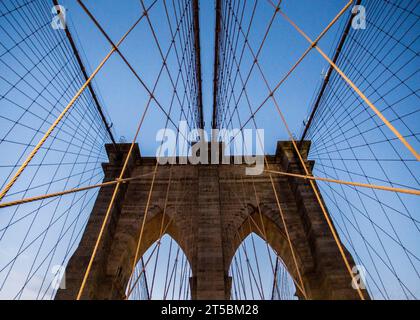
[56,141,367,300]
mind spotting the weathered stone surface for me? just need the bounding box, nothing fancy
[55,141,367,300]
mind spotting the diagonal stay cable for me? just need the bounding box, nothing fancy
[0,0,159,202]
[76,0,192,136]
[274,2,420,161]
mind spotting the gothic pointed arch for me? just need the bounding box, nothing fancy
[226,203,307,298]
[126,233,192,300]
[229,231,297,300]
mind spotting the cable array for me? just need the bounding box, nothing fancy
[302,0,420,299]
[0,0,202,299]
[0,0,418,300]
[213,0,419,300]
[0,0,113,299]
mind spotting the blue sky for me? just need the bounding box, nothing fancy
[58,0,349,155]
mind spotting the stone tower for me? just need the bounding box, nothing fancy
[55,141,366,300]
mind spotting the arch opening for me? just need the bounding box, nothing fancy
[229,232,297,300]
[126,234,192,300]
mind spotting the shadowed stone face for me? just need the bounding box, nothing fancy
[56,141,367,300]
